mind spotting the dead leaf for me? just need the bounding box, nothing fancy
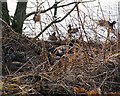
[74,87,86,94]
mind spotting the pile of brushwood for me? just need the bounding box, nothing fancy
[1,24,120,96]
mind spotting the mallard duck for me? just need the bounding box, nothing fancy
[98,20,116,30]
[107,21,116,29]
[33,12,40,23]
[68,24,79,34]
[48,32,57,41]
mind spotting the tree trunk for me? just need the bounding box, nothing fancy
[118,1,120,51]
[0,1,10,25]
[11,1,27,34]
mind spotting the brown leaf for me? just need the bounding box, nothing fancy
[74,87,86,94]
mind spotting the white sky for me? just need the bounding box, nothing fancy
[7,0,120,40]
[7,0,120,17]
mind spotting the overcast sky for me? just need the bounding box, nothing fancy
[7,0,120,25]
[7,0,120,16]
[7,0,120,40]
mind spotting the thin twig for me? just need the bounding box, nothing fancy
[14,57,34,74]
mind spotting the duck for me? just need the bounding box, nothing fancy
[48,32,57,41]
[68,24,79,34]
[98,20,116,30]
[33,12,40,23]
[107,21,116,29]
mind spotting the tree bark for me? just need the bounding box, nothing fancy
[11,1,27,34]
[118,1,120,51]
[1,1,10,25]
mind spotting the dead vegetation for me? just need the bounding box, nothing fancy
[1,20,120,96]
[1,0,120,95]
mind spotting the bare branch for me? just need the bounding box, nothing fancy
[34,3,78,39]
[25,0,96,19]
